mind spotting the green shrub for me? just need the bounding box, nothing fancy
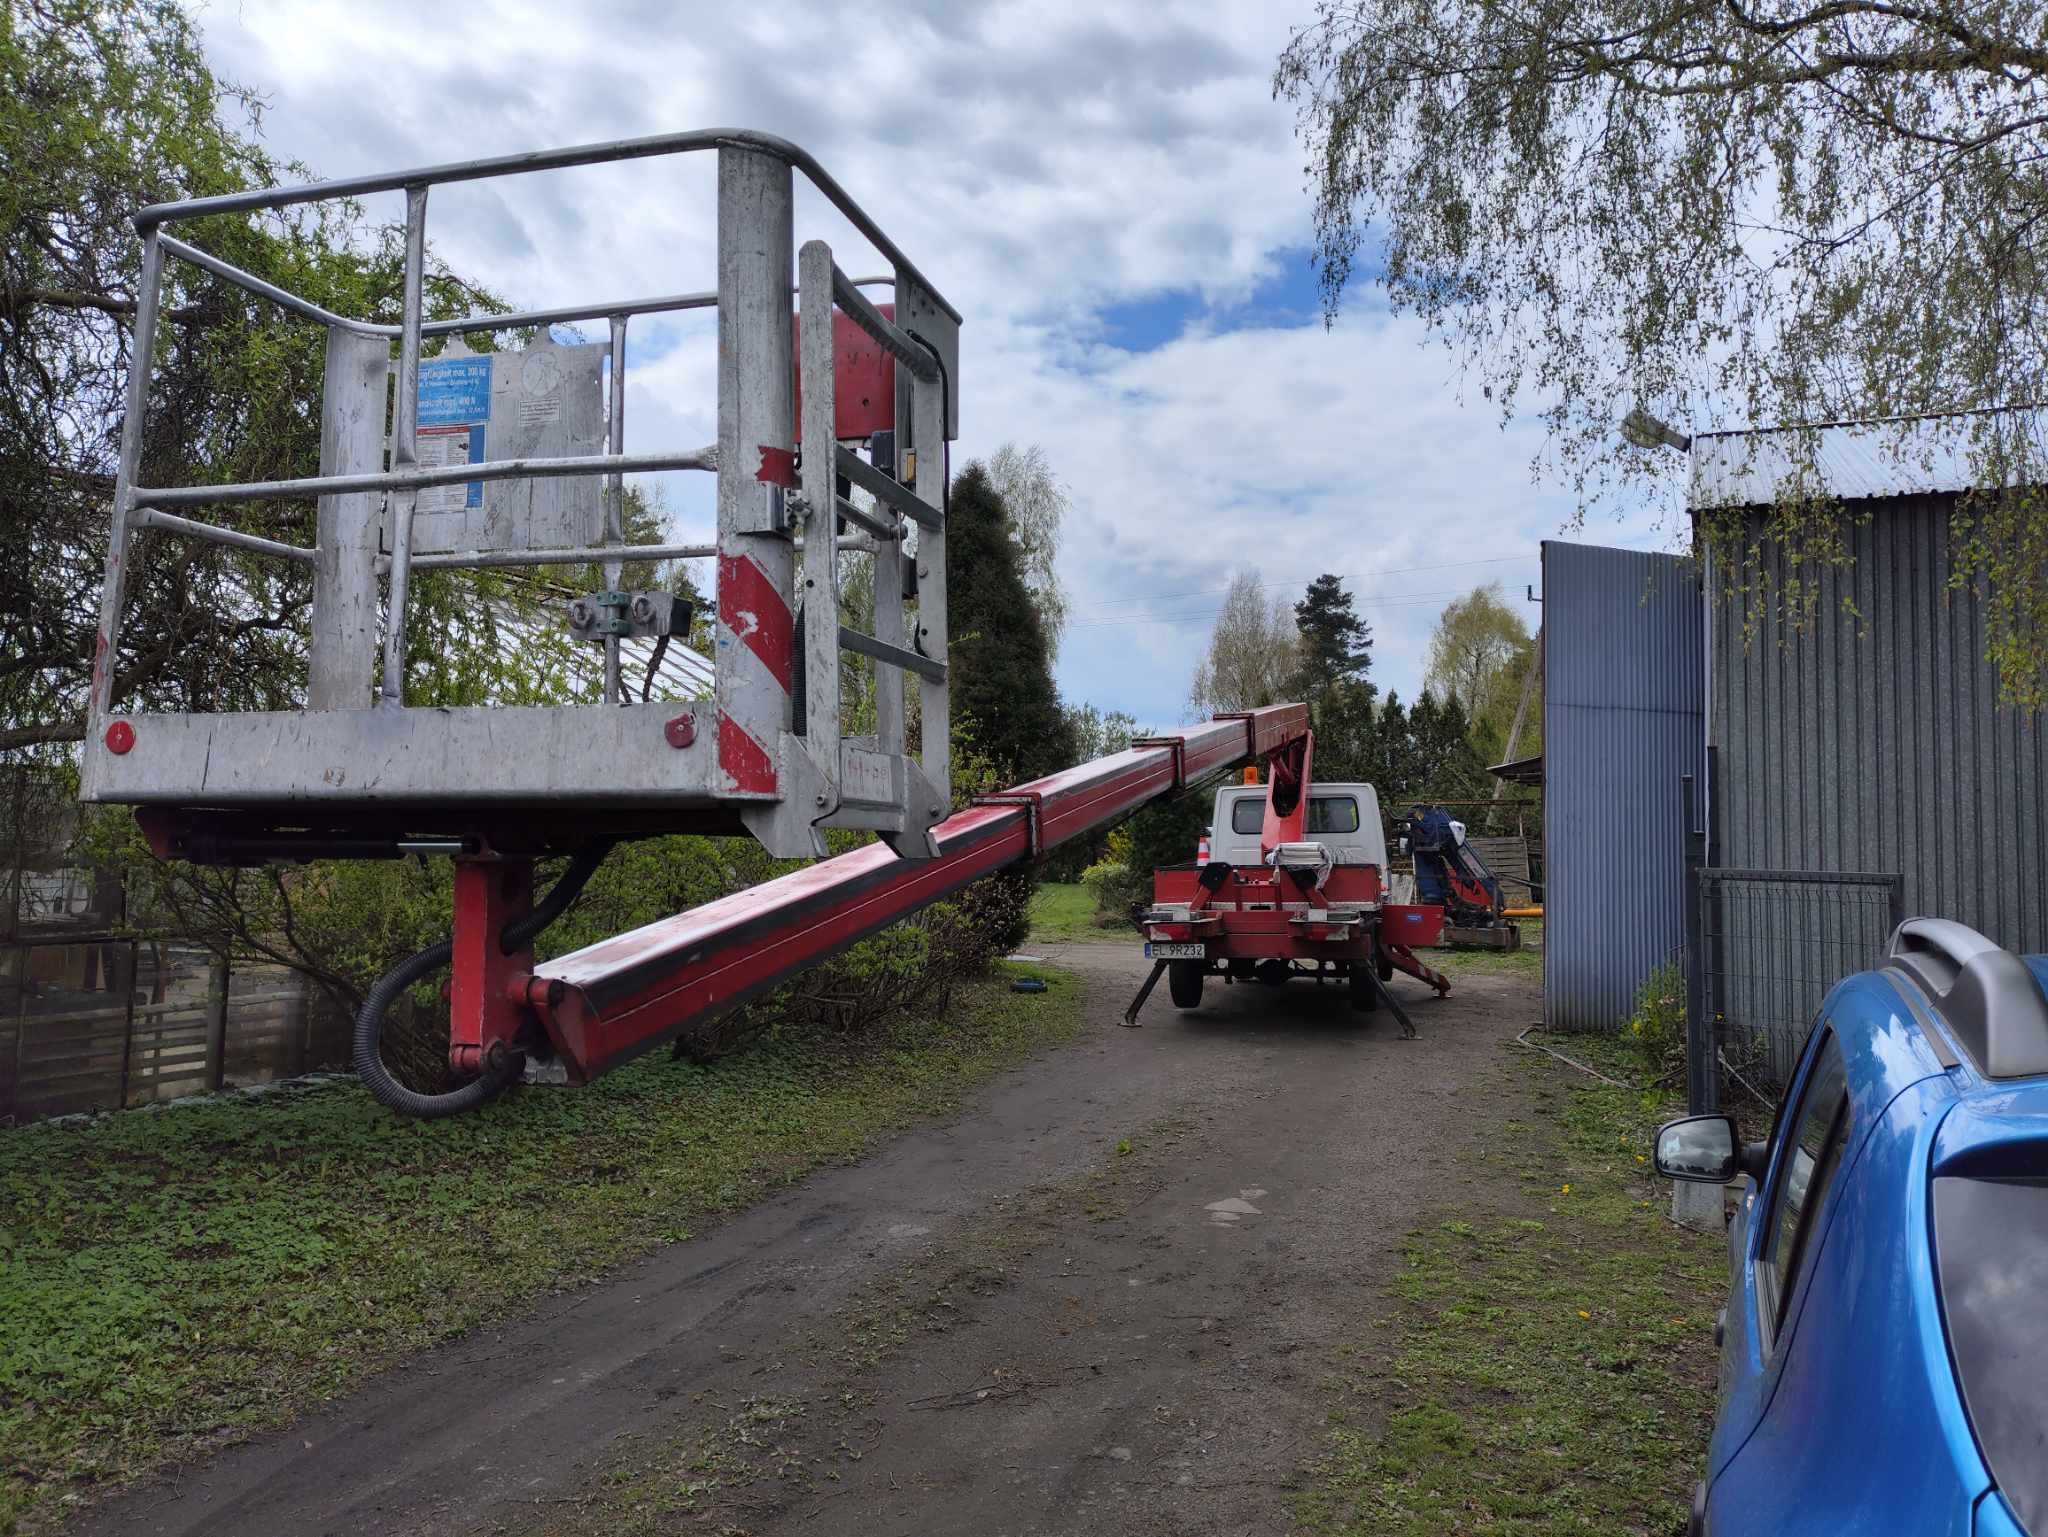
[1626,959,1687,1083]
[1079,860,1145,926]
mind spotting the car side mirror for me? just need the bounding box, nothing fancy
[1654,1114,1742,1183]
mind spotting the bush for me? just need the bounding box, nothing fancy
[1080,860,1145,926]
[676,871,1032,1064]
[1626,959,1687,1083]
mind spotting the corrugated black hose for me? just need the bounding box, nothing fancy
[353,842,614,1118]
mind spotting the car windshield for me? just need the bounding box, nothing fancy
[1933,1174,2048,1533]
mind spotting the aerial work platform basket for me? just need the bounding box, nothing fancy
[82,129,960,863]
[81,128,1322,1117]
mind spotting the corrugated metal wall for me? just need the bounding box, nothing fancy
[1543,542,1705,1030]
[1708,492,2048,954]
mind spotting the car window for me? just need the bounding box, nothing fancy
[1229,798,1263,835]
[1933,1176,2048,1535]
[1306,796,1359,835]
[1761,1033,1849,1337]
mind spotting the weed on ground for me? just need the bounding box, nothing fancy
[0,963,1080,1531]
[1300,1032,1722,1536]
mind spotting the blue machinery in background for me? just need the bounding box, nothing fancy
[1400,805,1520,951]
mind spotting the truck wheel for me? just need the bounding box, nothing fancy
[1349,965,1380,1012]
[1168,961,1205,1009]
[1375,944,1393,982]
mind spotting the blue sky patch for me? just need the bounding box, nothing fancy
[1092,246,1335,354]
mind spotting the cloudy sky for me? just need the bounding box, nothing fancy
[199,0,1679,726]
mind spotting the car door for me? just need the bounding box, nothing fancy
[1709,1022,1853,1479]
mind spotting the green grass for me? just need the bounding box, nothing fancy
[0,962,1081,1531]
[1300,1032,1723,1536]
[1026,881,1125,943]
[1438,917,1545,979]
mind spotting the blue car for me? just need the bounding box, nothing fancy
[1655,918,2048,1535]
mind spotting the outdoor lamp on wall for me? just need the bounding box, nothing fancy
[1620,408,1693,454]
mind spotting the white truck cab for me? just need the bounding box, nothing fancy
[1207,783,1388,873]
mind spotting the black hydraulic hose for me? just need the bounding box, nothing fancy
[352,937,513,1119]
[502,841,614,953]
[354,842,616,1118]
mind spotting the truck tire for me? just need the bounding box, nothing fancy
[1349,964,1380,1012]
[1168,961,1205,1009]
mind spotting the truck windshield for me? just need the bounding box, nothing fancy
[1933,1174,2048,1532]
[1228,796,1360,836]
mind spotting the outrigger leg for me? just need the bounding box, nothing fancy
[1384,942,1453,997]
[1365,967,1420,1040]
[1122,960,1169,1027]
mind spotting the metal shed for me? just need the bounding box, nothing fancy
[1541,540,1706,1031]
[1694,414,2048,1072]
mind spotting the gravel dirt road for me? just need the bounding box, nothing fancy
[76,941,1544,1537]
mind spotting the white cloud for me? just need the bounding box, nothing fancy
[198,0,1680,724]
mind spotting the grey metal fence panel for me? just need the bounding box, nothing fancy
[1707,493,2048,958]
[1698,868,1902,1096]
[1542,541,1706,1030]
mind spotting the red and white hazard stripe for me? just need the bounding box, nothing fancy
[714,549,790,795]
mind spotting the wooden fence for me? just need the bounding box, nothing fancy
[0,937,317,1122]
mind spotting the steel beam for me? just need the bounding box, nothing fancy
[602,312,628,704]
[798,239,841,811]
[136,510,318,566]
[903,271,949,804]
[80,229,162,801]
[839,625,944,683]
[717,147,803,849]
[309,326,390,708]
[133,128,961,326]
[835,446,941,530]
[380,183,429,705]
[832,495,899,543]
[81,700,739,806]
[130,448,718,510]
[831,264,938,381]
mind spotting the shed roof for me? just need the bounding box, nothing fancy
[1488,753,1543,787]
[1687,406,2043,510]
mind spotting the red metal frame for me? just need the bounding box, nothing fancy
[430,704,1311,1085]
[1259,731,1312,856]
[449,859,534,1077]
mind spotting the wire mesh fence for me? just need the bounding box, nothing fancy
[1694,868,1902,1106]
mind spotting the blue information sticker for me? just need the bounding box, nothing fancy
[418,355,493,428]
[417,355,492,509]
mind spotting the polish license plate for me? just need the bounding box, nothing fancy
[1146,942,1207,960]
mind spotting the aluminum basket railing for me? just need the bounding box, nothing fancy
[81,129,960,861]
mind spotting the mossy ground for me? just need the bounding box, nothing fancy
[0,963,1081,1531]
[1300,1032,1723,1535]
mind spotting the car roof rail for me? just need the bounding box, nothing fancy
[1883,918,2048,1080]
